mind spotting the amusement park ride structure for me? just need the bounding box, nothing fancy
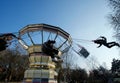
[0,23,90,83]
[1,23,120,82]
[16,23,120,83]
[18,23,72,83]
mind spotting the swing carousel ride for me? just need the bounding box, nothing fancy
[0,23,90,83]
[18,23,90,83]
[1,23,120,83]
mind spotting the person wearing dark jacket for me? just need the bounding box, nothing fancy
[42,40,63,62]
[0,33,17,51]
[93,36,120,48]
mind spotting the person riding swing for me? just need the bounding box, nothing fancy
[93,36,120,48]
[0,33,17,51]
[42,40,63,62]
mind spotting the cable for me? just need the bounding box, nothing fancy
[72,39,94,46]
[73,38,93,42]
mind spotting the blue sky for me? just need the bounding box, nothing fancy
[0,0,119,69]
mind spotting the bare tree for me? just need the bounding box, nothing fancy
[0,48,29,82]
[108,0,120,41]
[86,55,100,70]
[57,49,78,83]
